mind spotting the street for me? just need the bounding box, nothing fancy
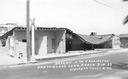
[0,50,128,79]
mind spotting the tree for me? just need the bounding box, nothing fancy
[123,0,128,24]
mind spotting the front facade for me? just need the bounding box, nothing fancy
[8,27,67,58]
[3,27,93,59]
[1,26,121,59]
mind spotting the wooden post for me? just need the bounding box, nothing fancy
[26,0,31,61]
[31,18,35,61]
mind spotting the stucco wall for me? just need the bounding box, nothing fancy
[35,30,65,54]
[13,30,26,58]
[13,29,66,57]
[112,36,120,49]
[35,30,55,55]
[55,30,65,54]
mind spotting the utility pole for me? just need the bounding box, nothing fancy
[31,18,36,61]
[26,0,31,61]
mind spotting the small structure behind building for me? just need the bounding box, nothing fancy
[78,33,120,50]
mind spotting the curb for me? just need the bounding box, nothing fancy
[0,50,105,68]
[35,50,105,61]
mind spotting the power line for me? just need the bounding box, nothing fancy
[101,0,128,12]
[93,0,127,13]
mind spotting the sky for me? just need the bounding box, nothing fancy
[0,0,128,35]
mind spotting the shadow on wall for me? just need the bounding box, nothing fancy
[0,39,6,47]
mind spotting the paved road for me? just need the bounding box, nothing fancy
[0,50,128,79]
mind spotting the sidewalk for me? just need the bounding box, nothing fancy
[35,48,126,61]
[0,54,21,66]
[0,48,126,67]
[0,50,105,67]
[35,50,105,60]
